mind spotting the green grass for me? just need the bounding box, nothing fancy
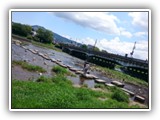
[52,65,68,75]
[32,40,62,52]
[12,60,46,73]
[111,87,129,103]
[12,74,144,109]
[91,65,148,87]
[52,65,75,76]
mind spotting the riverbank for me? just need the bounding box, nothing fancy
[11,38,148,109]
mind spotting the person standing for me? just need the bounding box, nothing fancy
[83,61,90,75]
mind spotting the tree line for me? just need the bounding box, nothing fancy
[12,22,53,44]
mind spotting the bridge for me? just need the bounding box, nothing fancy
[57,44,148,81]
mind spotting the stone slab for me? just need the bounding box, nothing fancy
[75,70,84,74]
[95,79,106,83]
[134,95,145,103]
[81,74,98,79]
[121,88,135,96]
[69,67,78,72]
[105,83,115,87]
[51,58,56,62]
[111,80,125,87]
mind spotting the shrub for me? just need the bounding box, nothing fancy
[36,76,52,83]
[94,84,105,89]
[111,88,129,103]
[26,35,33,40]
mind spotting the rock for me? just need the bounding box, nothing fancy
[105,83,115,87]
[42,55,50,60]
[31,50,37,54]
[44,61,47,65]
[51,58,56,62]
[39,73,42,76]
[75,70,84,75]
[121,88,135,96]
[95,79,106,84]
[91,75,99,79]
[81,74,98,79]
[57,59,61,62]
[66,65,73,68]
[58,63,67,68]
[69,67,78,72]
[35,49,39,52]
[134,95,145,103]
[23,59,27,62]
[38,52,44,57]
[111,80,125,87]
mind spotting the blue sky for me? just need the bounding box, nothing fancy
[12,11,149,60]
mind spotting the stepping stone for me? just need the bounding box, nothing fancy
[66,65,73,68]
[105,83,115,87]
[31,50,37,54]
[111,80,125,87]
[28,48,33,51]
[38,52,44,57]
[51,58,56,62]
[121,88,135,96]
[75,70,84,74]
[134,95,145,103]
[42,55,50,60]
[81,74,98,79]
[92,75,99,79]
[69,67,78,72]
[95,79,106,83]
[35,49,39,52]
[58,63,67,68]
[57,59,62,62]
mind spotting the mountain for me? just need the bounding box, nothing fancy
[32,25,81,46]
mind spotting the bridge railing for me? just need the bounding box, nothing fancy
[60,44,148,69]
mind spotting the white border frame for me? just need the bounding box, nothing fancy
[9,9,151,111]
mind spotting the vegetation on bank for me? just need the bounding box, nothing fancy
[12,60,46,73]
[91,65,148,87]
[11,59,145,109]
[31,40,62,52]
[12,22,53,44]
[12,76,142,109]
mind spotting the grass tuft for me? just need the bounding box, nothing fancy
[111,87,129,103]
[12,60,46,73]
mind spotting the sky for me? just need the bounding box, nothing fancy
[12,10,149,60]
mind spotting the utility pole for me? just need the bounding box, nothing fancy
[130,41,136,58]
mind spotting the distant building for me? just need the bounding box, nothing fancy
[31,31,37,37]
[87,44,94,49]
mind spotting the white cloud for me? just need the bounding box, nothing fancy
[52,12,121,35]
[52,12,135,38]
[74,37,148,60]
[134,31,147,37]
[119,27,133,38]
[61,34,71,39]
[128,12,148,30]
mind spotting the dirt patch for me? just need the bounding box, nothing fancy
[12,66,40,81]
